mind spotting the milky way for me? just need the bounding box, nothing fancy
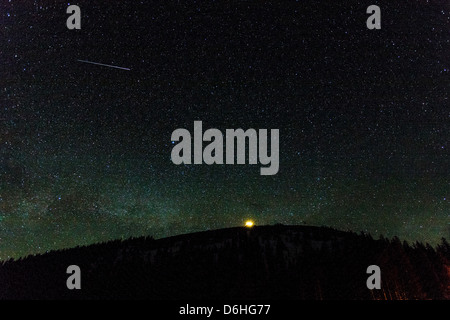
[1,0,449,259]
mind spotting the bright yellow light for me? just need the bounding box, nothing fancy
[245,220,254,228]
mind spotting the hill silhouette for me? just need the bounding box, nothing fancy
[0,225,449,300]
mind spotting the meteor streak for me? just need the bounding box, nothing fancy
[77,59,131,71]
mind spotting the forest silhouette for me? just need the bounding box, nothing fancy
[1,225,449,300]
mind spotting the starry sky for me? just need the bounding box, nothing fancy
[1,0,449,260]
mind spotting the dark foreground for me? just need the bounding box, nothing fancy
[1,225,449,299]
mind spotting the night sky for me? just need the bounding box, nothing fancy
[1,0,449,260]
